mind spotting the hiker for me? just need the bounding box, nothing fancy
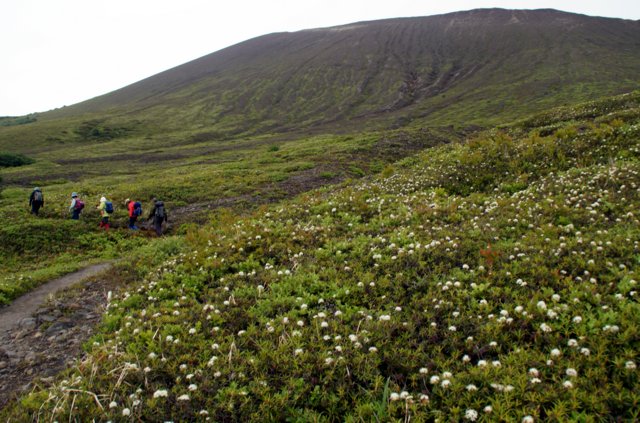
[69,192,84,220]
[29,187,44,215]
[125,198,142,229]
[147,198,168,236]
[97,196,113,231]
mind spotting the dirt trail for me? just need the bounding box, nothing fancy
[0,263,115,409]
[0,263,112,335]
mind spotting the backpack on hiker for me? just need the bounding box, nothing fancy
[33,190,43,202]
[105,201,114,214]
[75,199,85,211]
[155,202,165,219]
[133,201,142,216]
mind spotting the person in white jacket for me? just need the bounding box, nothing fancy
[69,192,84,220]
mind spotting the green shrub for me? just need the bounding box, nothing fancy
[75,119,132,141]
[349,166,365,177]
[0,152,35,167]
[320,171,336,179]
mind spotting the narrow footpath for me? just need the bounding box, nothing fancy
[0,263,114,409]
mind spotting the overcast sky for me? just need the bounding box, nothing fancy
[1,0,638,116]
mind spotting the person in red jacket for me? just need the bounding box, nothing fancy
[125,199,142,230]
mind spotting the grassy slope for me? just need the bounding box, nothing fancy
[0,126,455,305]
[4,92,639,421]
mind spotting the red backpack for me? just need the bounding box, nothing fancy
[74,199,85,210]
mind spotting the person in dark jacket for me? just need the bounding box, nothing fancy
[29,187,44,215]
[147,198,168,236]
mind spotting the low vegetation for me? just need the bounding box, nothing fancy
[0,125,454,306]
[0,115,37,127]
[2,92,639,421]
[0,152,34,168]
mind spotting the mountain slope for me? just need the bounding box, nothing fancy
[45,8,640,135]
[5,91,640,422]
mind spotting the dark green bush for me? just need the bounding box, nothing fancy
[0,152,35,167]
[75,119,132,141]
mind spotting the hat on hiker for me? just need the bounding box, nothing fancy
[100,196,107,202]
[34,187,40,191]
[71,192,78,198]
[125,198,130,204]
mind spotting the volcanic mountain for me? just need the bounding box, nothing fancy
[24,9,640,136]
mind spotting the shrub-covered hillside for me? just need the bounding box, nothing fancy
[0,127,456,306]
[5,92,640,421]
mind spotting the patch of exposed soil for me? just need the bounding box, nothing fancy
[169,194,259,225]
[0,264,119,410]
[169,164,345,227]
[168,128,469,227]
[0,264,112,335]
